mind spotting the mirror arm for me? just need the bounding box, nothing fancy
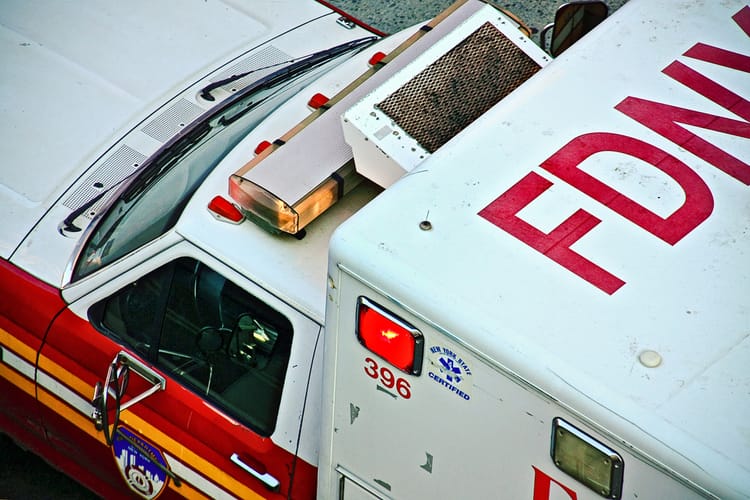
[539,22,555,53]
[91,351,166,446]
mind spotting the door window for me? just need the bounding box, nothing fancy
[90,257,292,436]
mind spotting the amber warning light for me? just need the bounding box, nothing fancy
[229,161,361,235]
[356,297,423,375]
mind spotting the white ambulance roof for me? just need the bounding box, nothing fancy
[332,0,749,496]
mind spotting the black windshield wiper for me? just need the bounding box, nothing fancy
[60,173,137,233]
[199,36,377,102]
[62,36,377,234]
[60,121,211,234]
[120,122,212,203]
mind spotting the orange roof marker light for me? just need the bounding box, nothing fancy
[254,140,272,155]
[368,51,387,66]
[308,92,330,110]
[207,196,244,224]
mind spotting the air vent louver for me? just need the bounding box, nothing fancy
[63,145,146,216]
[141,98,203,143]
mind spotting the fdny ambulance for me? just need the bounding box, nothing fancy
[0,0,748,499]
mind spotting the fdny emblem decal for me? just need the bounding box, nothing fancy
[112,427,169,499]
[428,345,472,400]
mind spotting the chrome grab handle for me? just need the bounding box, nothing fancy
[91,351,166,445]
[230,453,280,492]
[114,351,166,412]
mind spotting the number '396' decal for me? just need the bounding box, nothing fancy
[364,357,412,399]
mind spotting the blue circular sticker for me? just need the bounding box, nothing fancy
[428,345,473,401]
[112,426,170,499]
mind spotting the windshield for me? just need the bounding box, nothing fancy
[71,37,376,281]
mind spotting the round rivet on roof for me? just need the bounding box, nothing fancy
[419,220,432,231]
[639,350,662,368]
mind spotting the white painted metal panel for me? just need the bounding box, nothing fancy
[326,0,750,497]
[323,270,708,499]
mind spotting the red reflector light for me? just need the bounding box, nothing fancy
[357,297,423,375]
[368,51,387,66]
[308,92,330,110]
[207,196,244,223]
[254,140,272,155]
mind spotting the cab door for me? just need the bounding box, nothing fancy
[0,260,66,468]
[38,248,320,498]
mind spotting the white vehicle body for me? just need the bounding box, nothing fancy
[0,0,747,498]
[321,0,749,498]
[1,0,375,285]
[1,1,385,497]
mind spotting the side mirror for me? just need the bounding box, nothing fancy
[540,1,608,57]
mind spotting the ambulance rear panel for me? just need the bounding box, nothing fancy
[324,273,710,499]
[322,0,750,498]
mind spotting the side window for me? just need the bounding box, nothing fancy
[91,257,293,436]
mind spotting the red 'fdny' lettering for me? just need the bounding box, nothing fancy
[480,6,749,294]
[478,170,626,295]
[541,133,715,246]
[617,58,750,185]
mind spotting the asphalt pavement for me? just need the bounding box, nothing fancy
[0,434,97,499]
[0,1,626,498]
[330,0,627,40]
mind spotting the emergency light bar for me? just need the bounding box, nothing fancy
[228,2,544,235]
[357,297,423,375]
[229,161,361,234]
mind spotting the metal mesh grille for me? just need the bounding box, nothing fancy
[376,22,541,153]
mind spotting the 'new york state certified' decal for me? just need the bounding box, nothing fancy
[112,426,169,499]
[428,345,472,400]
